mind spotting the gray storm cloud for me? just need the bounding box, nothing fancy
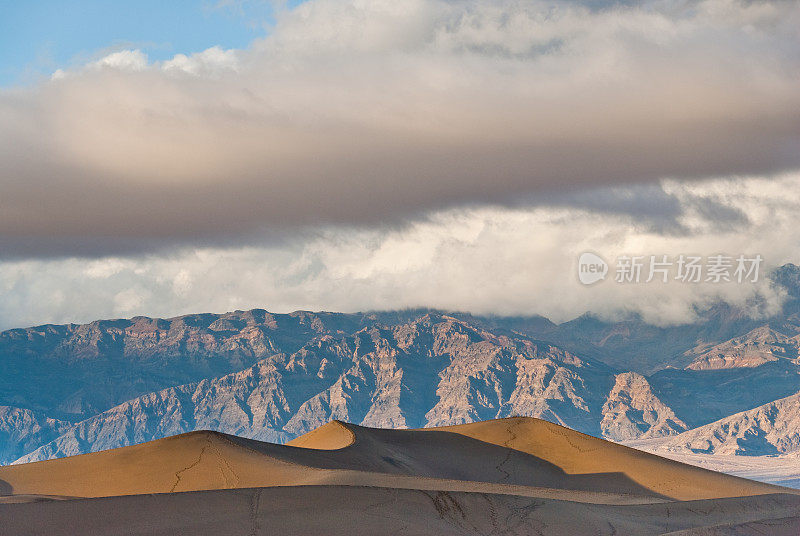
[2,174,799,330]
[1,0,799,258]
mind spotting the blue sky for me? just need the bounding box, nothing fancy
[0,1,296,86]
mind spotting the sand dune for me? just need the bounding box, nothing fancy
[425,418,787,500]
[0,417,798,535]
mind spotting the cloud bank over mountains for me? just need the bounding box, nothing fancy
[1,0,799,257]
[1,0,799,328]
[2,174,799,329]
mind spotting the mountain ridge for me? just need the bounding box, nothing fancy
[651,391,800,456]
[2,268,800,466]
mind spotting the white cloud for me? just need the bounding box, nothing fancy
[90,49,149,71]
[84,259,127,279]
[161,46,240,76]
[171,269,194,296]
[1,173,798,329]
[113,288,147,313]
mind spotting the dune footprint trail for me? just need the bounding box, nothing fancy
[0,417,799,535]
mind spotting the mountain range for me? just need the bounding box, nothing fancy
[2,264,800,466]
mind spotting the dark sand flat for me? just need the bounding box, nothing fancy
[2,486,800,536]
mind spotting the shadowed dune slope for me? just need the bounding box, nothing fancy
[0,418,792,501]
[424,417,791,500]
[290,417,790,500]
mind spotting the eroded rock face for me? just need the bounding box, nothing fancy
[600,372,688,441]
[0,309,371,419]
[4,305,800,464]
[657,391,800,456]
[0,406,73,464]
[684,326,798,371]
[14,314,640,463]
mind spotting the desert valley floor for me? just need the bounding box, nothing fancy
[0,417,798,535]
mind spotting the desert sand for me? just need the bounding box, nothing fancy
[0,417,798,535]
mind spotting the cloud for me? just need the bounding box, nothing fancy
[90,49,149,71]
[1,173,799,330]
[162,46,240,76]
[0,0,798,258]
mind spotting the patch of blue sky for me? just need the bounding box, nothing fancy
[0,0,305,86]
